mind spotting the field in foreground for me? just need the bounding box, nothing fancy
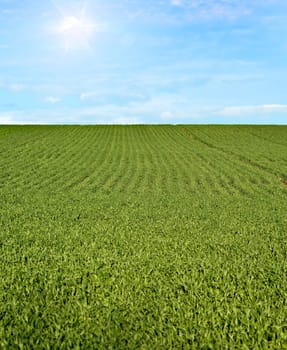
[0,125,287,349]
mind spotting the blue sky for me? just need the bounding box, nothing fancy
[0,0,287,124]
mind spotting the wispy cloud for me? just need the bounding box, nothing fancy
[93,94,190,120]
[96,117,143,125]
[77,100,287,123]
[45,96,61,104]
[9,83,26,92]
[1,101,287,125]
[80,90,147,103]
[0,81,27,92]
[219,104,287,116]
[170,0,183,6]
[169,0,251,21]
[0,113,15,124]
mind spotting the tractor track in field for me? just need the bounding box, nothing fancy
[177,125,279,178]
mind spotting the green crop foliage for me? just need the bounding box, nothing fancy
[0,125,287,349]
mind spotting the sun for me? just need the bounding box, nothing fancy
[56,15,95,51]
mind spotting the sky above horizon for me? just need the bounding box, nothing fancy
[0,0,287,124]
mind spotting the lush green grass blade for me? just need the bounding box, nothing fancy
[1,125,287,349]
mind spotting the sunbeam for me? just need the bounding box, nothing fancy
[51,0,95,51]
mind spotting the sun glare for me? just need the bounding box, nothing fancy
[56,15,95,51]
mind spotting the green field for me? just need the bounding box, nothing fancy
[1,125,287,349]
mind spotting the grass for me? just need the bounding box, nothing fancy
[0,125,287,349]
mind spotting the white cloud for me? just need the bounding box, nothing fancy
[80,92,96,101]
[219,104,287,116]
[96,117,143,125]
[0,82,26,92]
[171,0,183,6]
[80,90,147,102]
[45,96,61,104]
[160,111,174,120]
[123,0,252,23]
[168,0,251,21]
[1,100,287,125]
[0,114,15,124]
[75,94,197,122]
[9,83,26,92]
